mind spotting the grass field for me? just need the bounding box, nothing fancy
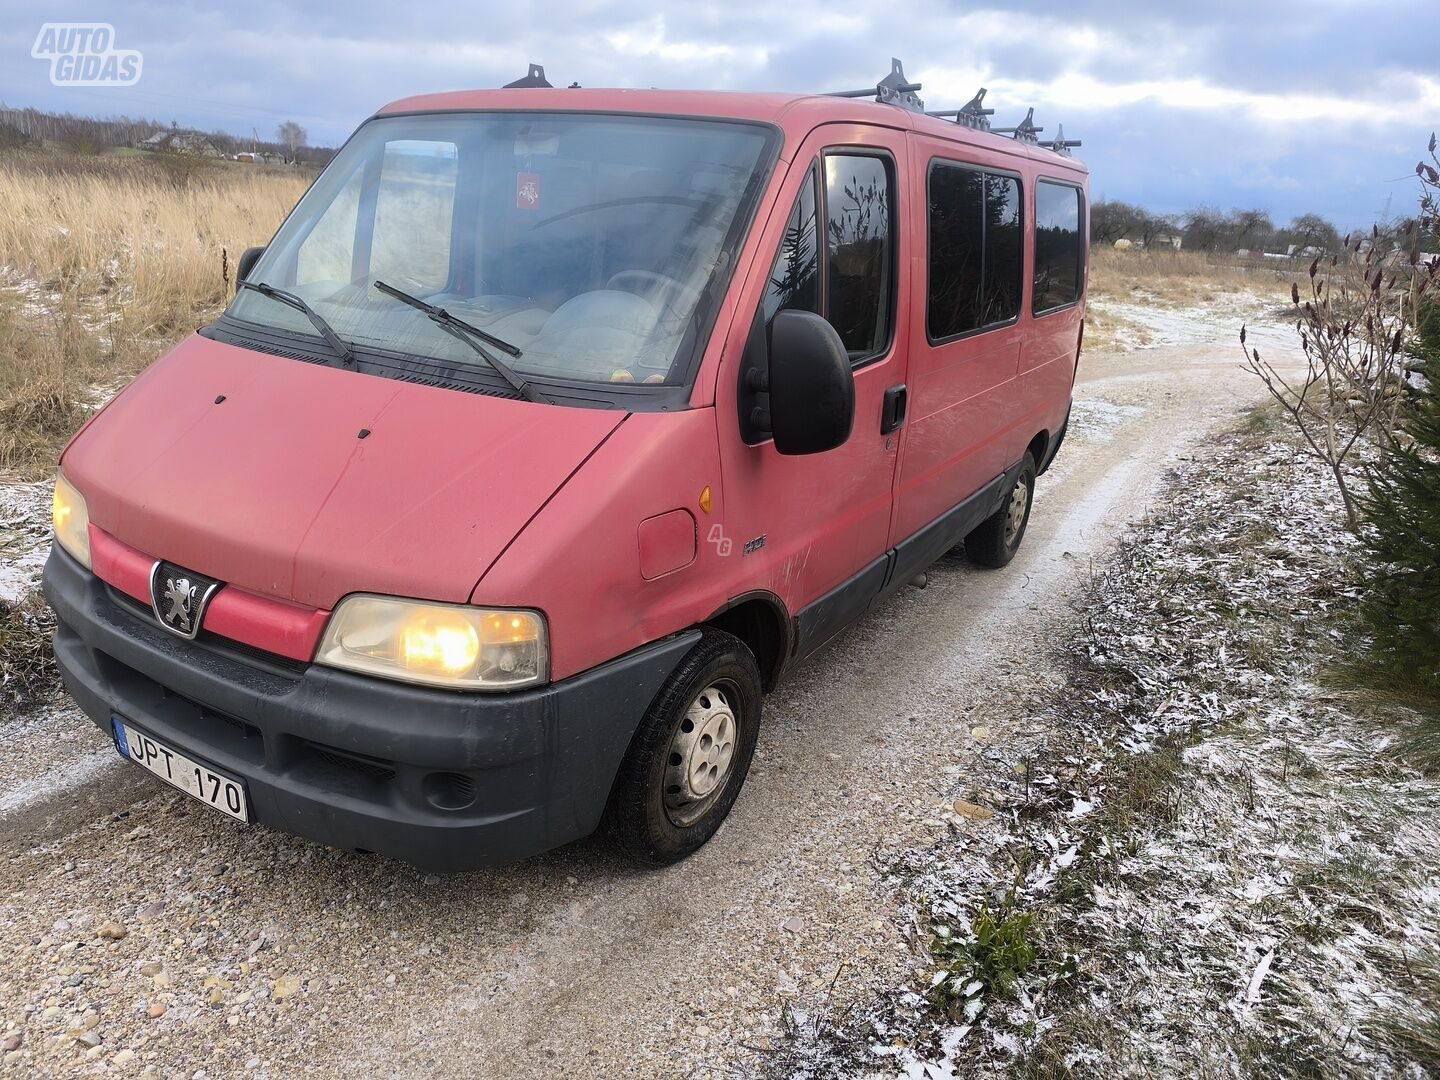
[0,152,310,476]
[1084,246,1297,351]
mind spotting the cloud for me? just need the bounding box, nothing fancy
[0,0,1432,229]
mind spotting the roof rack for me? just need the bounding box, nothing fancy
[926,88,994,130]
[825,61,1080,154]
[825,58,925,113]
[497,58,1082,155]
[502,63,552,89]
[1042,124,1082,156]
[992,107,1042,142]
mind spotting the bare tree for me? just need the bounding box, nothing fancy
[1288,213,1340,253]
[1091,200,1142,246]
[1184,207,1229,252]
[1231,209,1274,251]
[1137,211,1175,250]
[276,120,307,162]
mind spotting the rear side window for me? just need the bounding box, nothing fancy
[1033,181,1084,314]
[927,162,1023,341]
[983,175,1022,323]
[824,155,894,360]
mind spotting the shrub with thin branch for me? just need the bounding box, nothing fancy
[1241,230,1435,531]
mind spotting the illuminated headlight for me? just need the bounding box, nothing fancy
[316,595,547,690]
[52,472,92,570]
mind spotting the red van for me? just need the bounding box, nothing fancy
[44,63,1087,869]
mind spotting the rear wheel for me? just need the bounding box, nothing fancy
[603,630,762,865]
[965,452,1036,568]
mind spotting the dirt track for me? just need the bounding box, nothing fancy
[0,332,1286,1078]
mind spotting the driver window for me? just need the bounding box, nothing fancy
[824,153,893,363]
[762,169,819,323]
[759,154,895,366]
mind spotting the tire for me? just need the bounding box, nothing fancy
[964,452,1036,569]
[603,629,763,865]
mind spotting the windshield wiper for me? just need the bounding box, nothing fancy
[236,280,355,369]
[372,281,550,404]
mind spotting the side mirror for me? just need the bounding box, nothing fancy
[768,310,855,455]
[236,245,265,289]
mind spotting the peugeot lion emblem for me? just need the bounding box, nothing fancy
[162,575,197,632]
[149,561,220,640]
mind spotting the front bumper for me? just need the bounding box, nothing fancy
[43,547,697,870]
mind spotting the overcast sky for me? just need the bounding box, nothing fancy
[2,1,1435,231]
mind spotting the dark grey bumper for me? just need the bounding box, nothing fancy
[42,547,696,870]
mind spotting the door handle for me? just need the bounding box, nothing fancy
[881,384,907,435]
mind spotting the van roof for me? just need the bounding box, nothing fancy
[375,88,1089,174]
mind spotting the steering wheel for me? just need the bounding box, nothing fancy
[605,270,700,314]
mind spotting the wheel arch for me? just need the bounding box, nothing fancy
[703,591,792,692]
[1027,430,1050,472]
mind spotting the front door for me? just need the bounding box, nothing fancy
[714,124,912,657]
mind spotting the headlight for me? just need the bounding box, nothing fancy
[52,472,92,569]
[316,595,547,690]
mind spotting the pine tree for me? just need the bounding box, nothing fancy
[1360,301,1440,685]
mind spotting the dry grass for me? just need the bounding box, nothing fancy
[1083,247,1300,353]
[1089,246,1296,306]
[0,591,57,709]
[0,152,309,477]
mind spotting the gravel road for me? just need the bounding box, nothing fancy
[0,331,1285,1078]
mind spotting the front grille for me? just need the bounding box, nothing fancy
[188,698,262,741]
[302,741,397,782]
[197,632,307,676]
[106,586,306,676]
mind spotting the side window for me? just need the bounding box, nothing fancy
[982,175,1022,325]
[823,154,894,361]
[927,165,983,338]
[927,161,1022,341]
[759,153,896,365]
[1033,181,1084,314]
[761,169,819,323]
[370,140,459,292]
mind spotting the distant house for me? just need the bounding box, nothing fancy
[139,129,222,157]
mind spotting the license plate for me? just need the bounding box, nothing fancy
[112,716,250,822]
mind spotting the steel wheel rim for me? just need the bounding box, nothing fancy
[1004,478,1030,546]
[663,680,740,828]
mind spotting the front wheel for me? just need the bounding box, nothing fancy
[965,452,1036,568]
[603,630,762,865]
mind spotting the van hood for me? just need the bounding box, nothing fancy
[63,335,625,610]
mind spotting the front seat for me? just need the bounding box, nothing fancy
[526,290,660,379]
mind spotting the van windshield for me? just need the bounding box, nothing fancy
[226,113,774,393]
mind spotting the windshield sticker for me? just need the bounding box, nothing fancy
[517,172,540,211]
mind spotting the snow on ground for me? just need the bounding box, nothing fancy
[1067,399,1146,443]
[775,420,1439,1078]
[1089,288,1294,354]
[0,479,52,605]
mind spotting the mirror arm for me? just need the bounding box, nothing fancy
[737,308,773,445]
